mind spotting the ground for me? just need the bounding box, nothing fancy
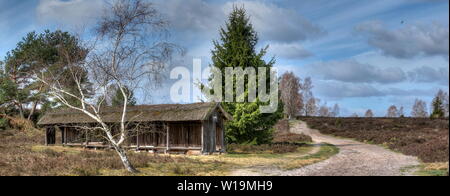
[0,119,447,176]
[282,121,421,176]
[231,120,422,176]
[0,125,334,176]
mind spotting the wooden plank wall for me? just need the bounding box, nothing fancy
[169,122,202,147]
[202,111,217,153]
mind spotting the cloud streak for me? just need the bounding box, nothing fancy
[36,0,104,27]
[356,21,449,59]
[306,59,407,84]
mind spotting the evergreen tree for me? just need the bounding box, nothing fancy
[431,90,446,118]
[3,30,91,119]
[111,86,137,107]
[209,6,283,144]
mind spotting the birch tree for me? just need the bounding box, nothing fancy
[318,103,331,117]
[331,104,340,117]
[279,72,302,119]
[411,99,428,118]
[386,105,399,117]
[364,109,374,118]
[35,0,176,173]
[302,77,317,116]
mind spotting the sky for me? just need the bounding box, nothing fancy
[0,0,449,116]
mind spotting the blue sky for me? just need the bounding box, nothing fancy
[0,0,449,116]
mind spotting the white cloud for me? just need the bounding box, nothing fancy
[268,42,313,59]
[316,81,384,98]
[155,0,325,44]
[306,59,407,84]
[36,0,104,27]
[356,20,449,58]
[224,1,326,43]
[408,66,449,85]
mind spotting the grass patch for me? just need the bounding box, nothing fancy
[281,144,339,170]
[192,143,338,172]
[414,162,449,176]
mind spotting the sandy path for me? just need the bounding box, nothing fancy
[231,121,420,176]
[281,121,421,176]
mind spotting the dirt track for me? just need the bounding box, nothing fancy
[282,121,421,176]
[231,121,421,176]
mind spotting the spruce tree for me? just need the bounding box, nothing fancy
[209,6,283,145]
[111,86,137,107]
[431,92,445,118]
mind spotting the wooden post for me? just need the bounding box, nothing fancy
[136,129,140,150]
[64,127,67,146]
[61,127,65,145]
[166,123,170,152]
[45,127,48,146]
[85,130,89,148]
[201,122,204,153]
[221,118,225,153]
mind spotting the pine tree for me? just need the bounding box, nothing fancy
[431,90,446,118]
[3,30,91,119]
[209,6,283,144]
[111,86,137,107]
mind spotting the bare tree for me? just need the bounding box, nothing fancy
[305,97,318,117]
[350,113,359,117]
[411,99,428,118]
[398,106,405,117]
[365,109,374,118]
[302,77,316,116]
[318,102,331,117]
[386,105,399,118]
[35,0,176,173]
[444,93,449,118]
[330,103,340,117]
[279,72,302,119]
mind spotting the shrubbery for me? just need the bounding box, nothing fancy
[227,143,303,154]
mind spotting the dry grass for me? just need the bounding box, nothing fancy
[0,125,335,176]
[423,162,449,171]
[227,143,303,154]
[414,162,449,176]
[0,129,225,176]
[192,144,338,171]
[273,132,312,143]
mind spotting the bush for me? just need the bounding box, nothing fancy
[227,143,303,154]
[273,132,312,143]
[0,118,9,130]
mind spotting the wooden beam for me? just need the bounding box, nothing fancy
[136,129,140,150]
[85,130,89,148]
[166,123,170,151]
[61,127,65,145]
[64,127,67,145]
[201,122,204,153]
[45,127,48,146]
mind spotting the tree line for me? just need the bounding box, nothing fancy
[383,89,449,118]
[279,72,339,118]
[279,71,449,119]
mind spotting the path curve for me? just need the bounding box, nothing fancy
[283,121,420,176]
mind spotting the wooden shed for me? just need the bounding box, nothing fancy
[37,102,232,154]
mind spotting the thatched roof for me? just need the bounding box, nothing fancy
[37,102,232,125]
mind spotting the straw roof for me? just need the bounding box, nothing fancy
[37,102,232,125]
